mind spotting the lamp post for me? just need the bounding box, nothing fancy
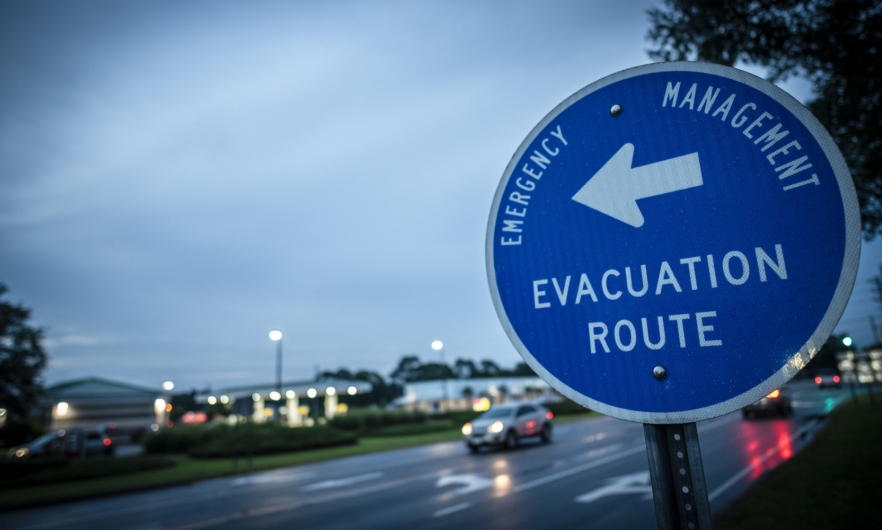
[269,330,283,396]
[432,340,448,411]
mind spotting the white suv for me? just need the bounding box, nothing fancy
[462,403,553,453]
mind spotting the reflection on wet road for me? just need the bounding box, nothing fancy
[1,380,846,530]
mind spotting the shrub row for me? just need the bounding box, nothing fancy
[436,400,589,424]
[144,423,357,459]
[543,399,591,416]
[328,410,427,434]
[444,411,482,424]
[144,424,212,454]
[366,421,456,437]
[0,456,175,490]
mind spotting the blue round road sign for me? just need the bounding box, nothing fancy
[486,62,860,423]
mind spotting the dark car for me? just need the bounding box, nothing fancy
[742,388,792,419]
[461,403,553,452]
[814,368,841,389]
[6,428,114,459]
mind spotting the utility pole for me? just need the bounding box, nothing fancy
[872,267,882,313]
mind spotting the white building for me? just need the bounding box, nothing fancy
[201,377,372,426]
[42,377,169,434]
[395,376,556,413]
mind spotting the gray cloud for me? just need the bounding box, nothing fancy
[2,0,876,390]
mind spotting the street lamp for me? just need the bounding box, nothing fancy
[269,331,284,422]
[269,331,283,395]
[162,381,174,391]
[432,340,449,410]
[843,336,853,347]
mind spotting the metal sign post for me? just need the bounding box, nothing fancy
[485,62,860,529]
[644,423,712,530]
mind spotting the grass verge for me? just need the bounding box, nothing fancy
[715,398,882,529]
[0,412,596,511]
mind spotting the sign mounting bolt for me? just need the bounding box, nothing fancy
[610,104,622,117]
[652,365,667,380]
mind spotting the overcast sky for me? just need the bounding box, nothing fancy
[2,0,880,392]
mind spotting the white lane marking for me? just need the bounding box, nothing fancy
[166,473,435,530]
[433,502,472,518]
[301,472,383,491]
[707,419,819,501]
[435,474,493,494]
[514,445,646,492]
[232,471,316,486]
[574,443,623,462]
[582,431,609,443]
[512,413,739,495]
[575,471,653,503]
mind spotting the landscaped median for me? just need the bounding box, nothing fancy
[0,407,595,511]
[715,396,882,529]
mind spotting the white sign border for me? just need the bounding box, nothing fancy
[486,61,861,424]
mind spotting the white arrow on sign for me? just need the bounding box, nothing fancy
[435,474,493,495]
[574,471,653,503]
[572,143,702,228]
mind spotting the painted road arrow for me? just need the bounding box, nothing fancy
[574,471,653,503]
[571,143,702,228]
[435,474,493,495]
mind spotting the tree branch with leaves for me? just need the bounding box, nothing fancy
[0,284,48,419]
[647,0,882,236]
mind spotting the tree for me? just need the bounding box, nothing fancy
[416,362,456,381]
[321,368,403,406]
[0,284,48,418]
[389,355,455,382]
[454,358,478,379]
[647,0,882,236]
[390,355,423,383]
[478,359,502,377]
[512,362,537,376]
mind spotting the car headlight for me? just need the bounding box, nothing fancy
[462,423,472,435]
[488,420,504,434]
[15,448,29,458]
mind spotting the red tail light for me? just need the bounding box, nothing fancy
[546,412,554,419]
[103,438,111,446]
[814,376,822,384]
[833,375,841,383]
[526,420,536,429]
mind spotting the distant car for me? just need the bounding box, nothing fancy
[814,369,841,388]
[6,428,113,459]
[742,389,792,419]
[5,432,64,459]
[461,403,553,452]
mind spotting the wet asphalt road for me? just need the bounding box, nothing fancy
[2,381,847,530]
